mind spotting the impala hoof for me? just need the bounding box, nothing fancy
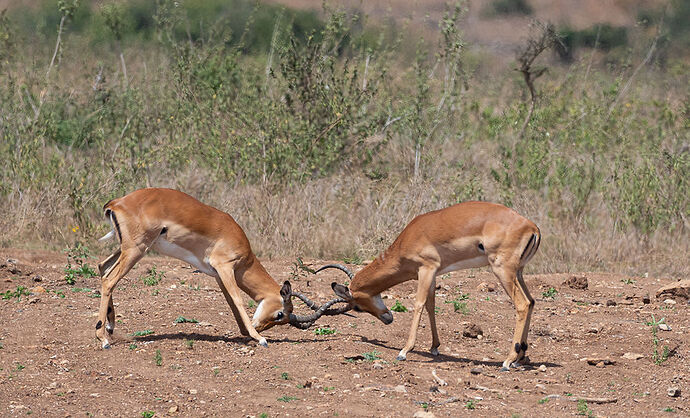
[259,338,268,348]
[430,347,439,356]
[500,366,510,372]
[102,342,111,349]
[510,362,523,369]
[396,351,407,361]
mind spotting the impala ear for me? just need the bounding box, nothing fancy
[280,281,292,303]
[331,282,352,301]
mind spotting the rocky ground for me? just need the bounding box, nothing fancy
[0,248,687,417]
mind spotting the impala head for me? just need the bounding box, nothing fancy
[252,281,294,332]
[331,282,394,325]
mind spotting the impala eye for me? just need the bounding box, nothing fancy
[276,312,284,320]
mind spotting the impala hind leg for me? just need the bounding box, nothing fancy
[98,249,121,334]
[425,283,441,356]
[491,264,534,370]
[214,276,250,337]
[397,266,437,361]
[96,248,144,348]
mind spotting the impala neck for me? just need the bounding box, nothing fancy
[235,255,281,302]
[351,255,411,295]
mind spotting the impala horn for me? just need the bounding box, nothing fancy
[287,296,350,329]
[314,263,354,279]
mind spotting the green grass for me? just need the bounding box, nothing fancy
[277,396,298,402]
[576,399,594,417]
[314,327,336,335]
[1,286,30,301]
[131,329,154,337]
[141,412,155,418]
[154,350,162,366]
[445,298,470,314]
[174,316,199,324]
[542,287,558,299]
[362,350,381,361]
[390,300,408,312]
[280,372,290,380]
[141,266,164,286]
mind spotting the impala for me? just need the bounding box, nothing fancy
[317,201,541,370]
[95,188,343,349]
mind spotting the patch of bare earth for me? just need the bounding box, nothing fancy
[0,249,687,416]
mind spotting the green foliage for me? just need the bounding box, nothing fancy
[576,399,594,417]
[174,316,198,324]
[1,286,31,301]
[154,349,162,366]
[362,350,381,361]
[538,397,550,404]
[557,24,628,61]
[280,372,289,380]
[141,411,155,418]
[465,400,476,410]
[445,294,470,313]
[314,327,336,335]
[390,300,408,312]
[542,287,558,299]
[131,329,154,337]
[141,266,164,286]
[277,395,298,402]
[646,315,671,365]
[64,242,97,285]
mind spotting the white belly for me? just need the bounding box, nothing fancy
[152,238,218,277]
[437,256,488,275]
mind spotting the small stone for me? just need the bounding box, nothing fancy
[169,405,179,413]
[606,299,616,306]
[664,299,676,305]
[413,411,435,418]
[353,374,360,379]
[470,367,482,375]
[595,361,605,368]
[667,387,680,397]
[476,282,495,292]
[31,286,46,294]
[658,323,671,331]
[642,295,651,304]
[89,393,100,398]
[538,365,547,372]
[622,352,644,360]
[393,385,407,393]
[28,297,40,304]
[373,361,384,370]
[47,382,58,390]
[32,275,42,282]
[189,389,198,395]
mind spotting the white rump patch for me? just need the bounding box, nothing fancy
[437,256,488,275]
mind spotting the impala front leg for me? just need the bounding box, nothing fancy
[397,265,437,361]
[214,276,250,337]
[213,263,267,347]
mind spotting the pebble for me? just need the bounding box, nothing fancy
[538,365,547,372]
[169,406,178,413]
[373,361,384,370]
[622,352,644,360]
[658,323,671,331]
[353,374,360,379]
[413,411,435,418]
[667,387,681,397]
[663,299,676,305]
[470,367,482,375]
[189,389,198,395]
[642,295,651,304]
[393,385,407,393]
[606,299,617,306]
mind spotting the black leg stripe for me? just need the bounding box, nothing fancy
[96,320,103,330]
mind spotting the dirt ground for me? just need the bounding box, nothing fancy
[0,248,687,417]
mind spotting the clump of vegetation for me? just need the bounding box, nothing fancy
[64,242,97,285]
[174,316,199,324]
[541,287,558,300]
[277,395,298,402]
[131,329,154,337]
[646,315,671,365]
[362,350,381,361]
[154,349,162,366]
[484,0,532,16]
[141,266,164,286]
[314,327,336,335]
[390,300,408,312]
[1,286,31,301]
[445,294,471,313]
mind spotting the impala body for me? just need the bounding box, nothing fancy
[94,188,328,349]
[327,201,540,370]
